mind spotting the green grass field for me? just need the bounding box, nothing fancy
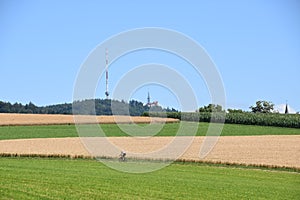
[0,122,300,140]
[0,157,299,199]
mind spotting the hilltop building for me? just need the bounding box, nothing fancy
[146,92,158,107]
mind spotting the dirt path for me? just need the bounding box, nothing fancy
[0,113,178,125]
[0,135,299,168]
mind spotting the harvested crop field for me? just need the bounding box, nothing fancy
[0,113,178,126]
[1,135,299,169]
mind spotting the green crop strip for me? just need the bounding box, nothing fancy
[0,157,299,199]
[0,122,300,140]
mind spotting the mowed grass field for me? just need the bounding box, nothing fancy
[1,122,300,140]
[0,157,299,199]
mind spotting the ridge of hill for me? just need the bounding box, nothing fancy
[0,99,177,116]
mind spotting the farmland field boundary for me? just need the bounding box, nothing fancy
[0,153,299,172]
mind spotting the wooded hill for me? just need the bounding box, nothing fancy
[0,99,177,116]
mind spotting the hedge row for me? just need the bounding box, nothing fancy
[143,112,300,128]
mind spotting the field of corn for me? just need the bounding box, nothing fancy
[144,112,300,128]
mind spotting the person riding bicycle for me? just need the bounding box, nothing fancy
[119,151,126,161]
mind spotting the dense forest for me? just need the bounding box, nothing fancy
[0,99,177,116]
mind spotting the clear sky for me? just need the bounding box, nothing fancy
[1,0,299,112]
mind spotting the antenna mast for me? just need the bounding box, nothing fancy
[147,91,150,105]
[105,48,109,99]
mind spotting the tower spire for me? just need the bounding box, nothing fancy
[285,100,289,114]
[105,48,109,99]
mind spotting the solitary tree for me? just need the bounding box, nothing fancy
[250,100,274,113]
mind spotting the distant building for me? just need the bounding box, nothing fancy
[146,92,158,107]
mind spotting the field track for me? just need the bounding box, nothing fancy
[0,113,179,125]
[0,135,299,169]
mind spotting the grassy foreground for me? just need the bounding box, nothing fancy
[0,122,300,140]
[0,157,299,199]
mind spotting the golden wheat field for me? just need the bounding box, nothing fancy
[0,136,299,168]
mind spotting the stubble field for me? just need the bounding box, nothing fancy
[0,113,179,126]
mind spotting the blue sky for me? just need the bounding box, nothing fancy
[1,0,299,112]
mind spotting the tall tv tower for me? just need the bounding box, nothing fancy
[105,48,109,99]
[147,92,151,105]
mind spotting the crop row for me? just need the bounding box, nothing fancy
[143,112,300,128]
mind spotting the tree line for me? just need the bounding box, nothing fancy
[143,101,300,128]
[0,99,178,116]
[1,99,298,128]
